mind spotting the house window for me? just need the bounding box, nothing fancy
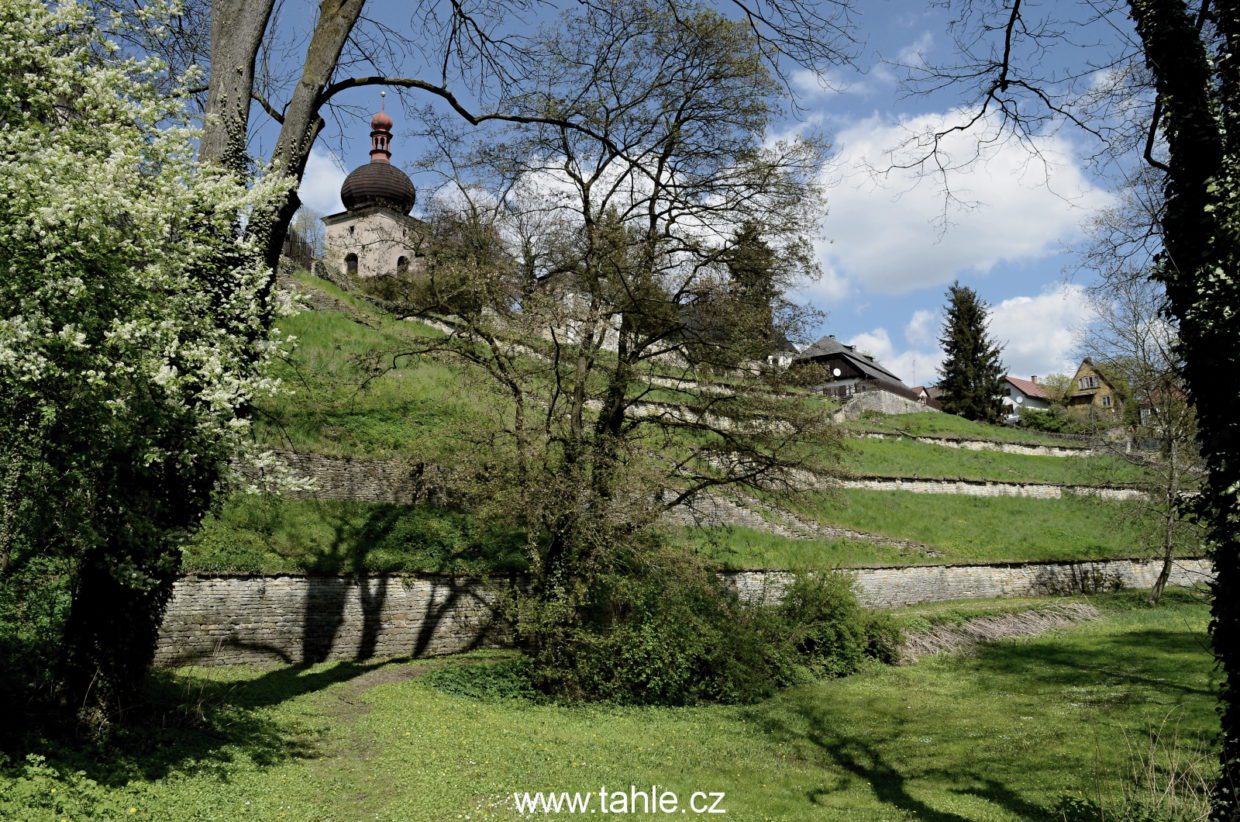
[1102,394,1112,408]
[397,255,408,273]
[345,253,358,276]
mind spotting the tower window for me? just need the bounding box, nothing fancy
[345,253,359,277]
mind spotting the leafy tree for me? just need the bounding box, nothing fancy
[0,0,287,730]
[937,282,1006,422]
[370,1,836,701]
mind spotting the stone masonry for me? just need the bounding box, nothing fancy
[724,557,1214,608]
[155,557,1212,666]
[155,574,515,667]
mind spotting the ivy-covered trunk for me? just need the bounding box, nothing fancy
[1128,0,1240,813]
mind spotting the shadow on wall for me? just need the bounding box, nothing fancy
[298,504,511,665]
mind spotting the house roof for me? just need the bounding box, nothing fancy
[795,335,905,384]
[795,335,917,399]
[1004,375,1051,400]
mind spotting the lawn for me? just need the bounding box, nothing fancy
[840,436,1149,487]
[1,594,1215,820]
[781,489,1153,562]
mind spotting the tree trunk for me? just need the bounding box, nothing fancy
[200,0,276,173]
[1128,0,1240,813]
[253,0,366,274]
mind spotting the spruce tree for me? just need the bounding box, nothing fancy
[937,281,1006,422]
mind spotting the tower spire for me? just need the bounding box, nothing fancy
[369,91,393,163]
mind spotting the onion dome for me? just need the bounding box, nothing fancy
[339,96,415,214]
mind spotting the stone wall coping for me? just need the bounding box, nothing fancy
[837,472,1145,491]
[175,556,1207,581]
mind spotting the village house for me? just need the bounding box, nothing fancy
[794,335,919,401]
[1067,357,1123,416]
[1000,374,1052,418]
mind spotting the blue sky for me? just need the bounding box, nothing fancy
[289,0,1130,386]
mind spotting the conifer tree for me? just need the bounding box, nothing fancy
[937,282,1006,422]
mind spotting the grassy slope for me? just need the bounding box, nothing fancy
[842,436,1149,486]
[255,278,486,458]
[850,411,1091,447]
[183,496,526,575]
[784,489,1146,562]
[3,596,1214,820]
[231,274,1159,575]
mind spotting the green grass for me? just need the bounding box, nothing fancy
[783,489,1151,562]
[681,526,930,569]
[183,495,527,575]
[840,436,1148,486]
[851,412,1091,447]
[257,277,497,458]
[1,596,1215,820]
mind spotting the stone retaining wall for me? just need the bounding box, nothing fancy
[836,476,1147,501]
[725,557,1213,608]
[858,432,1094,458]
[155,557,1212,666]
[154,574,515,667]
[235,450,453,506]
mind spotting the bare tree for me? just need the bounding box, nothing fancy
[894,0,1240,806]
[1084,276,1203,605]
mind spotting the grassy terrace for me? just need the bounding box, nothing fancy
[848,411,1092,448]
[777,489,1147,563]
[184,489,1153,576]
[2,594,1214,820]
[839,435,1148,486]
[184,497,525,576]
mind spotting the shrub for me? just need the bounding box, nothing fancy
[516,548,802,706]
[861,610,904,665]
[424,657,541,701]
[778,573,869,677]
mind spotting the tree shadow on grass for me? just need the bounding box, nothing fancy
[967,628,1215,700]
[1,656,401,792]
[749,698,1053,821]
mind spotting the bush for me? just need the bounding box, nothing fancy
[778,573,869,677]
[517,548,803,706]
[424,657,541,701]
[861,610,904,665]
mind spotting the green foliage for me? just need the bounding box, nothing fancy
[861,610,904,665]
[0,0,289,725]
[1018,406,1093,434]
[778,573,874,676]
[517,548,803,705]
[423,657,541,701]
[937,281,1007,422]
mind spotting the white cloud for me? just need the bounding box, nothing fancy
[896,32,933,68]
[846,283,1093,388]
[904,308,938,347]
[809,109,1115,302]
[989,283,1094,378]
[297,148,347,216]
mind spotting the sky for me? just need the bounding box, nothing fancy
[288,0,1132,387]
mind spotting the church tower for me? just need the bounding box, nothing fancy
[322,96,423,279]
